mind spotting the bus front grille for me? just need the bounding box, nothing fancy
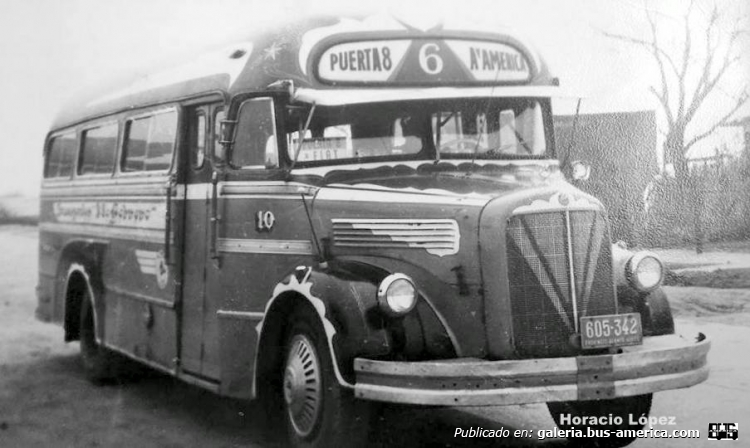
[506,211,616,358]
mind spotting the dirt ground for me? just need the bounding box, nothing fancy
[1,225,749,447]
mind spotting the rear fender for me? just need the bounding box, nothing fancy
[64,263,104,343]
[57,240,108,340]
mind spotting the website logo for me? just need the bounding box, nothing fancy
[708,423,738,441]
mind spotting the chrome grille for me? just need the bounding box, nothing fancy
[506,210,615,357]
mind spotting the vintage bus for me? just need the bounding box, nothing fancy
[37,14,710,447]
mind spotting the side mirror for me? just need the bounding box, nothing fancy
[570,160,591,181]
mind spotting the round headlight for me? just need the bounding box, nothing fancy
[377,274,417,316]
[571,160,591,181]
[627,252,663,292]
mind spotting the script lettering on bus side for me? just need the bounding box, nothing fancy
[53,201,166,229]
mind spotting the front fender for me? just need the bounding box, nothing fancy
[618,286,675,336]
[255,262,393,391]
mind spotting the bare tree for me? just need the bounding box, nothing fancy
[606,0,748,252]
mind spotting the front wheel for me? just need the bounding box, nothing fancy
[547,394,652,448]
[281,309,370,448]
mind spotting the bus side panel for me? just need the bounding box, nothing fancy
[39,179,179,372]
[92,182,178,371]
[37,221,63,324]
[37,193,92,327]
[102,237,177,369]
[216,316,259,397]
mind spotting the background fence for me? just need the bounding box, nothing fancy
[643,152,750,247]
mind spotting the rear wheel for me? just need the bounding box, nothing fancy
[281,308,370,448]
[547,394,652,448]
[79,288,120,383]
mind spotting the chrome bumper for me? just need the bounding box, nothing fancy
[353,333,709,406]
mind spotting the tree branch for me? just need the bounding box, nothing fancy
[684,90,750,153]
[646,5,675,127]
[682,3,745,124]
[690,6,719,107]
[648,86,674,125]
[676,0,695,121]
[685,46,742,124]
[605,2,688,128]
[607,0,748,161]
[602,32,679,76]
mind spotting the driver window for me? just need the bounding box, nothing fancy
[232,98,278,168]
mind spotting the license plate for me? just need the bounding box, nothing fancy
[580,313,642,349]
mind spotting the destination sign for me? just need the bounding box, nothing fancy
[318,40,411,83]
[317,39,531,84]
[446,40,531,82]
[292,136,352,161]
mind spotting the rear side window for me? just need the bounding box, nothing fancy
[45,131,77,178]
[122,110,178,172]
[79,123,118,175]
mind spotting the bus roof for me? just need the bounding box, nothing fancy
[51,14,556,131]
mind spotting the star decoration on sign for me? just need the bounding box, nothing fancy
[263,41,284,61]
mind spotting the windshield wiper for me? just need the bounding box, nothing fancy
[514,129,534,155]
[287,102,317,176]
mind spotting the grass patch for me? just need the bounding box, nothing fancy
[665,268,750,289]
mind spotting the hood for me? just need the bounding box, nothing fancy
[306,159,602,358]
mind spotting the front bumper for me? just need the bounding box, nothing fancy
[353,333,709,406]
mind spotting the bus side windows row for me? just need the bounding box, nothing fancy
[43,109,179,179]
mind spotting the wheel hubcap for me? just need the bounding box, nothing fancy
[283,334,321,438]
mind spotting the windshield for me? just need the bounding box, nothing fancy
[285,98,551,166]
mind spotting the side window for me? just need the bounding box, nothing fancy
[147,112,177,171]
[45,131,77,178]
[189,111,206,169]
[79,123,118,175]
[122,110,178,172]
[123,118,149,172]
[213,108,226,162]
[232,98,278,168]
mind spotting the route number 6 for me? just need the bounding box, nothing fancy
[419,43,444,75]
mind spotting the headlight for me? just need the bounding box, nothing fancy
[377,274,417,316]
[571,160,591,181]
[627,252,663,292]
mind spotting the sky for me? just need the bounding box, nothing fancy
[0,0,747,196]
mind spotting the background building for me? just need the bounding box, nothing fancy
[555,110,658,245]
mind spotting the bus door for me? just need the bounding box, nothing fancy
[210,96,317,397]
[179,103,223,379]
